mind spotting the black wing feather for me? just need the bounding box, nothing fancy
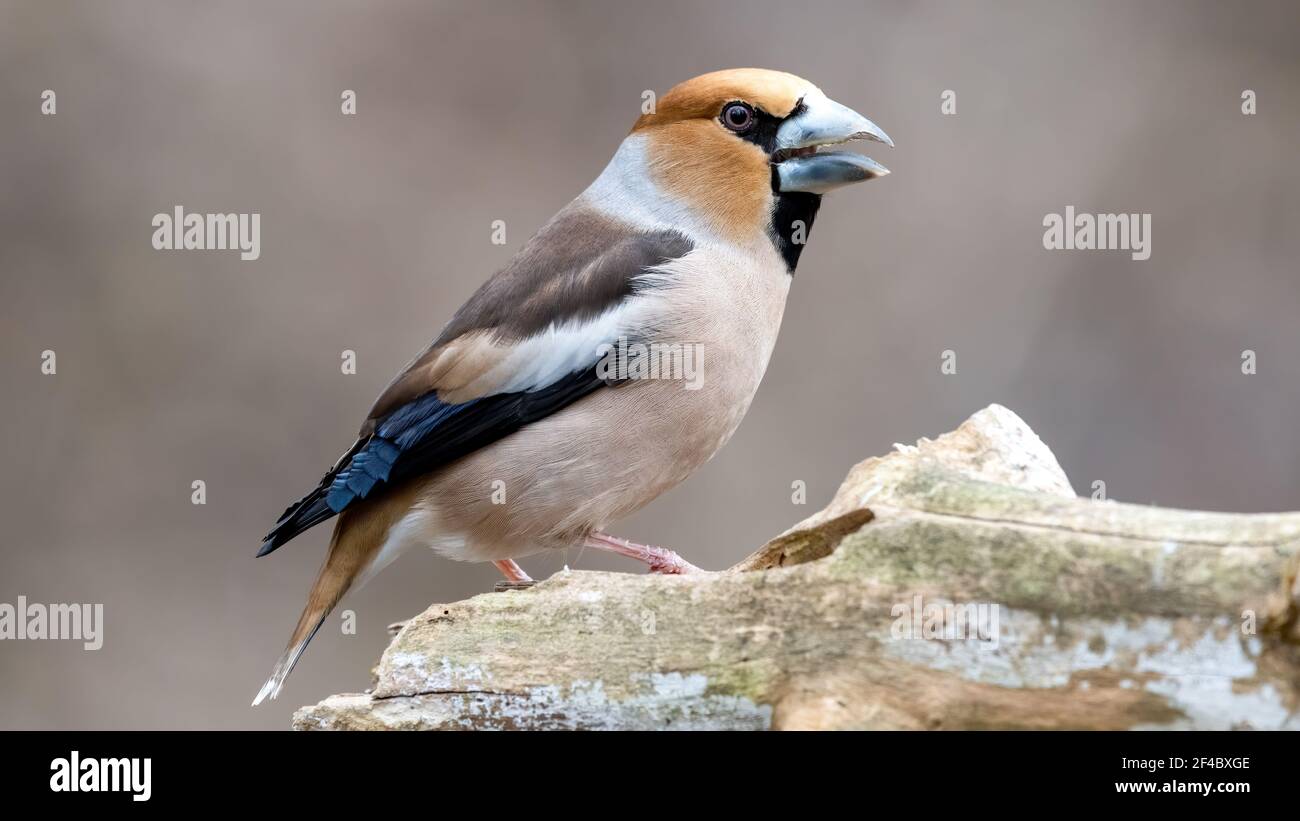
[257,367,607,556]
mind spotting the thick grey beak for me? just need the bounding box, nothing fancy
[776,152,890,194]
[774,88,893,194]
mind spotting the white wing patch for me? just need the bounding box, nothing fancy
[459,297,660,398]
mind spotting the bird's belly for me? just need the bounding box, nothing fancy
[416,246,792,561]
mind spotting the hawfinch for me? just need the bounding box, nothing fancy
[253,68,892,704]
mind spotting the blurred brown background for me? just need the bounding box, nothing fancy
[2,0,1298,729]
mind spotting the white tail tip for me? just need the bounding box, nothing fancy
[251,676,281,707]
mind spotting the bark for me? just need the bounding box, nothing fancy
[293,405,1300,730]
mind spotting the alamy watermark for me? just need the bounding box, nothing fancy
[151,205,260,260]
[595,337,703,390]
[890,594,999,646]
[50,751,150,801]
[0,596,103,650]
[1043,206,1151,261]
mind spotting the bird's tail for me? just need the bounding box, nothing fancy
[252,512,371,706]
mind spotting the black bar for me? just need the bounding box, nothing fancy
[1,730,1284,808]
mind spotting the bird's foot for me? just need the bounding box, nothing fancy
[585,531,702,574]
[493,559,532,582]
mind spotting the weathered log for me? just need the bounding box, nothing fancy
[293,405,1300,730]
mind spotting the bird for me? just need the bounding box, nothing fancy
[252,67,892,705]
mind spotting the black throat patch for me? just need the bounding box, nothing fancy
[768,178,821,273]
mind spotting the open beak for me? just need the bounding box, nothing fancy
[773,89,893,194]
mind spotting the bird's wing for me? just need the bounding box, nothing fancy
[258,209,693,556]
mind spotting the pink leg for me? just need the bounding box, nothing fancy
[584,531,702,574]
[493,559,532,582]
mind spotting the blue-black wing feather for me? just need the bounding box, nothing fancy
[257,366,606,556]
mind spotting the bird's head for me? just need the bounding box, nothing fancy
[616,68,892,267]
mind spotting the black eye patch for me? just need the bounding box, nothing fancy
[719,100,786,154]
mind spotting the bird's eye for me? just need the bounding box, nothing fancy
[721,102,754,132]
